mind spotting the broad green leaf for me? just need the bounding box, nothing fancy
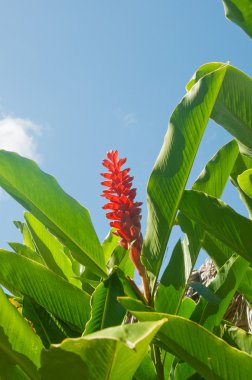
[9,242,45,265]
[178,297,196,319]
[116,269,147,303]
[83,273,125,335]
[0,287,42,380]
[155,239,191,314]
[222,0,252,38]
[102,229,120,263]
[0,151,107,277]
[179,190,252,265]
[238,168,252,200]
[187,63,252,156]
[231,153,252,218]
[133,353,156,380]
[157,140,239,314]
[25,212,81,287]
[40,319,167,380]
[220,322,252,355]
[22,297,72,348]
[192,140,239,195]
[202,232,252,305]
[107,246,135,278]
[118,297,153,313]
[174,363,199,380]
[131,311,252,380]
[0,365,29,380]
[0,249,90,331]
[142,64,227,279]
[191,255,249,331]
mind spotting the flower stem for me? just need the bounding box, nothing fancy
[140,270,151,304]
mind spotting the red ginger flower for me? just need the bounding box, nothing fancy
[101,150,145,276]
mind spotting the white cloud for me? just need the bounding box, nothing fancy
[0,116,42,162]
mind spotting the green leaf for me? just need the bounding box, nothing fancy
[220,322,252,355]
[222,0,252,38]
[0,249,90,331]
[107,246,135,278]
[179,190,252,265]
[22,297,72,348]
[118,297,153,313]
[0,287,42,380]
[40,319,167,380]
[191,255,249,331]
[133,353,156,380]
[142,64,228,279]
[231,153,252,218]
[0,151,107,277]
[25,212,81,287]
[116,269,147,303]
[177,297,196,319]
[187,63,252,157]
[102,229,120,263]
[9,242,45,265]
[157,140,239,314]
[83,273,125,335]
[155,239,191,314]
[202,232,252,305]
[174,363,200,380]
[238,168,252,200]
[192,140,239,195]
[131,311,252,380]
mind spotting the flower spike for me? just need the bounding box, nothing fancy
[101,150,151,303]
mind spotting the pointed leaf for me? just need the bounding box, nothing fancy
[155,239,191,314]
[142,64,227,278]
[157,140,239,314]
[131,311,252,380]
[191,255,249,331]
[0,287,42,380]
[222,0,252,38]
[40,320,167,380]
[102,229,120,263]
[231,153,252,218]
[202,232,252,305]
[180,190,252,265]
[187,63,252,156]
[83,273,125,335]
[238,168,252,200]
[25,212,80,287]
[9,242,45,265]
[0,151,107,277]
[221,322,252,355]
[0,249,90,331]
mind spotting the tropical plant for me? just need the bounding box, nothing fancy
[1,2,252,379]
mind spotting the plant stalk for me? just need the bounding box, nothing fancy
[151,344,164,380]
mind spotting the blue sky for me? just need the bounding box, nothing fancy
[0,1,251,273]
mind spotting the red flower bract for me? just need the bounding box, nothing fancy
[101,150,144,275]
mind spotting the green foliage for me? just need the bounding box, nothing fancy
[130,312,252,380]
[1,3,252,376]
[40,320,166,380]
[222,0,252,38]
[0,287,42,380]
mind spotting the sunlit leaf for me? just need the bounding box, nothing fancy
[40,320,167,380]
[0,151,107,277]
[0,287,42,380]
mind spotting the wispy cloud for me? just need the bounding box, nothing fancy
[0,116,42,200]
[0,116,42,162]
[113,107,138,128]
